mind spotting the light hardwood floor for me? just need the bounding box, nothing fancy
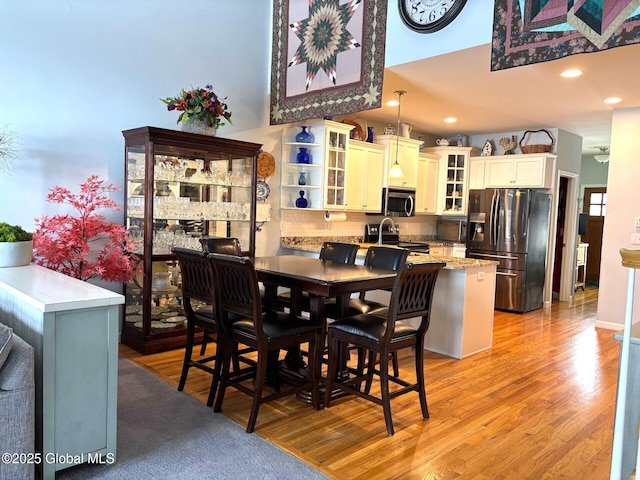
[121,286,618,479]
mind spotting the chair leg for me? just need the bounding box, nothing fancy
[379,352,395,436]
[391,351,400,377]
[213,341,234,413]
[308,336,321,411]
[415,344,429,420]
[246,348,269,433]
[364,350,377,394]
[206,337,226,407]
[324,333,339,408]
[178,321,196,391]
[200,328,210,356]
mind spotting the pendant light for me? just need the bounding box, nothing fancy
[388,90,406,178]
[594,147,610,163]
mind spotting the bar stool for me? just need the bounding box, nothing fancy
[324,261,445,436]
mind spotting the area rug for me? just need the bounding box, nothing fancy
[57,357,329,480]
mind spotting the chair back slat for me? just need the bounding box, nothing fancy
[364,246,410,271]
[319,242,359,264]
[385,262,445,339]
[200,237,242,255]
[173,247,215,306]
[209,253,264,337]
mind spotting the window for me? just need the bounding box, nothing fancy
[589,192,607,217]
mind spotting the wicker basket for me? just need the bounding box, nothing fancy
[519,129,555,154]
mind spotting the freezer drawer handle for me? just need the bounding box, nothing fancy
[471,253,519,260]
[496,271,518,277]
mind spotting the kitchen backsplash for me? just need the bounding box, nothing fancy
[280,210,438,240]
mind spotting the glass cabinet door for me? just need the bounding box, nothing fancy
[122,126,262,354]
[324,128,347,209]
[444,153,466,213]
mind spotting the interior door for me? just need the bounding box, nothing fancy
[582,187,606,284]
[553,177,568,294]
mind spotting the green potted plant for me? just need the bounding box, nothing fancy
[0,222,33,267]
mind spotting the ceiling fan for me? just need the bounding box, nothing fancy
[594,147,610,163]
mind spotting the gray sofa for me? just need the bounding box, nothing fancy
[0,323,35,480]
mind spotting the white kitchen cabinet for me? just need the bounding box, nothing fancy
[415,153,440,215]
[345,140,385,212]
[374,135,422,188]
[281,120,354,211]
[468,157,486,190]
[424,146,473,216]
[481,153,556,189]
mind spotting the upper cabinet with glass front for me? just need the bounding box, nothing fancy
[122,126,262,354]
[280,120,353,211]
[424,146,473,216]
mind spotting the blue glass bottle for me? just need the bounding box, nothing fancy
[295,126,314,143]
[295,190,308,208]
[298,171,307,185]
[296,147,310,164]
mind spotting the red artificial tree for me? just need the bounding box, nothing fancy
[33,175,140,283]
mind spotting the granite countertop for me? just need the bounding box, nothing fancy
[280,240,497,270]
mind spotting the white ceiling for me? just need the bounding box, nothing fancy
[357,42,640,155]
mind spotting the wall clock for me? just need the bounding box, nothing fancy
[399,0,468,34]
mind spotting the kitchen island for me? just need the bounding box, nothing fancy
[280,240,497,359]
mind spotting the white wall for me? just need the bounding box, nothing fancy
[384,2,493,67]
[596,108,640,329]
[0,0,272,245]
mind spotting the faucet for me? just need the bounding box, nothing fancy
[378,217,397,245]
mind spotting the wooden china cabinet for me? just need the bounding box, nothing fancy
[122,126,262,354]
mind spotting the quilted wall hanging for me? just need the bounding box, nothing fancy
[270,0,388,125]
[492,1,640,71]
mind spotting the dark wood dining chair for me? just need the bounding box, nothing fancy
[197,237,242,355]
[324,246,410,377]
[324,261,445,436]
[173,247,220,405]
[209,253,323,433]
[174,244,251,407]
[276,241,360,312]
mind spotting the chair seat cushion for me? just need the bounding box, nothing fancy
[328,314,416,343]
[231,311,321,341]
[324,298,388,318]
[194,305,214,319]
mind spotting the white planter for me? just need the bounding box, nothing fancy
[0,240,33,267]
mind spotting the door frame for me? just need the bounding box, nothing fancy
[544,170,579,305]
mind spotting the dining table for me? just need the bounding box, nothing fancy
[252,255,398,402]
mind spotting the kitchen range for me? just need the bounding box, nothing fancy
[363,223,431,254]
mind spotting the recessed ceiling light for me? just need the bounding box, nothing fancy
[386,100,399,107]
[560,69,582,78]
[444,117,457,123]
[603,97,622,104]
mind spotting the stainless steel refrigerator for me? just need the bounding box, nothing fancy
[466,188,551,313]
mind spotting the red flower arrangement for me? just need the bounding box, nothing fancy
[33,175,141,283]
[160,84,233,129]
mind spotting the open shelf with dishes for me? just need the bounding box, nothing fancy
[122,126,262,354]
[280,120,353,211]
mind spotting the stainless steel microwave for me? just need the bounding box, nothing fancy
[380,187,416,217]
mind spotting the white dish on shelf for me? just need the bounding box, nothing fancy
[151,320,176,329]
[163,315,186,324]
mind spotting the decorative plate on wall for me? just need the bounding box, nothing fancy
[256,180,270,201]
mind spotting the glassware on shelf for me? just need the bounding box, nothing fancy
[296,147,311,164]
[295,190,308,208]
[295,126,314,143]
[298,171,307,185]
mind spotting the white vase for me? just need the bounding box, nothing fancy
[0,240,33,267]
[180,118,217,136]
